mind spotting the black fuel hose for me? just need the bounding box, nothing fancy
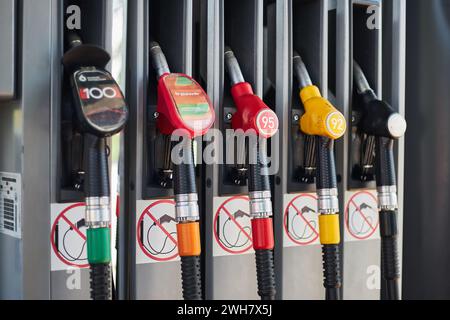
[172,139,202,300]
[85,135,112,301]
[316,137,342,301]
[376,137,400,300]
[248,141,276,301]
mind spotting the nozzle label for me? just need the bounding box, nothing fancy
[326,112,347,138]
[256,109,279,138]
[164,74,214,132]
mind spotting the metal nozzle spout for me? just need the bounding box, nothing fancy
[67,31,83,49]
[149,41,171,79]
[293,51,313,90]
[224,47,245,86]
[353,60,373,94]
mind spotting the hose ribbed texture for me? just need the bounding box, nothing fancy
[90,263,112,300]
[322,245,342,300]
[381,237,400,300]
[255,250,276,300]
[248,140,271,192]
[85,135,110,198]
[380,209,400,300]
[375,137,396,187]
[316,137,337,190]
[172,139,197,195]
[180,256,202,300]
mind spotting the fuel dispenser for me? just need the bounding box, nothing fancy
[62,32,128,300]
[353,61,406,300]
[224,48,278,300]
[148,42,215,300]
[293,52,347,300]
[120,0,205,300]
[0,0,120,299]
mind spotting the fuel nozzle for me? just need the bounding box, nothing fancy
[353,61,403,300]
[224,47,277,301]
[293,51,344,300]
[149,41,171,79]
[293,52,346,140]
[353,61,407,139]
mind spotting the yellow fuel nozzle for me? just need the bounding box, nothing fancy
[299,85,347,140]
[293,52,346,140]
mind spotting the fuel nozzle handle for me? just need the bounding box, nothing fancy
[224,47,245,86]
[149,42,171,79]
[353,60,407,139]
[293,51,313,90]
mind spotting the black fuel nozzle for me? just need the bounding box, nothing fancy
[354,61,407,140]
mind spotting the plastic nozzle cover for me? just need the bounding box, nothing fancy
[149,41,171,79]
[224,47,245,86]
[293,51,313,89]
[353,60,373,94]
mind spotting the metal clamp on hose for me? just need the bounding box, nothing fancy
[175,194,200,223]
[249,191,273,219]
[85,197,111,228]
[377,186,398,210]
[317,188,339,214]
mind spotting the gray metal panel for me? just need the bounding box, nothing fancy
[21,0,53,299]
[201,0,222,300]
[0,0,16,100]
[272,0,291,300]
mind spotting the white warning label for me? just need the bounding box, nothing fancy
[344,190,380,242]
[136,200,180,264]
[283,193,320,247]
[51,203,89,271]
[213,196,254,257]
[0,172,22,239]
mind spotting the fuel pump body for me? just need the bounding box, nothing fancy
[0,0,118,299]
[120,0,195,300]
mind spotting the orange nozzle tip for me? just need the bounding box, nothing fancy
[177,222,201,257]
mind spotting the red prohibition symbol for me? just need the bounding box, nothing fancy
[50,203,89,269]
[345,191,379,240]
[284,194,320,246]
[137,200,179,262]
[214,196,253,255]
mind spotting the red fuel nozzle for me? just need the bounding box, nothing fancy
[150,42,215,139]
[224,49,279,139]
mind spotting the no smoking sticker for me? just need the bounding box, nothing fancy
[213,196,254,257]
[344,191,380,242]
[283,194,320,247]
[136,200,180,264]
[51,203,89,271]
